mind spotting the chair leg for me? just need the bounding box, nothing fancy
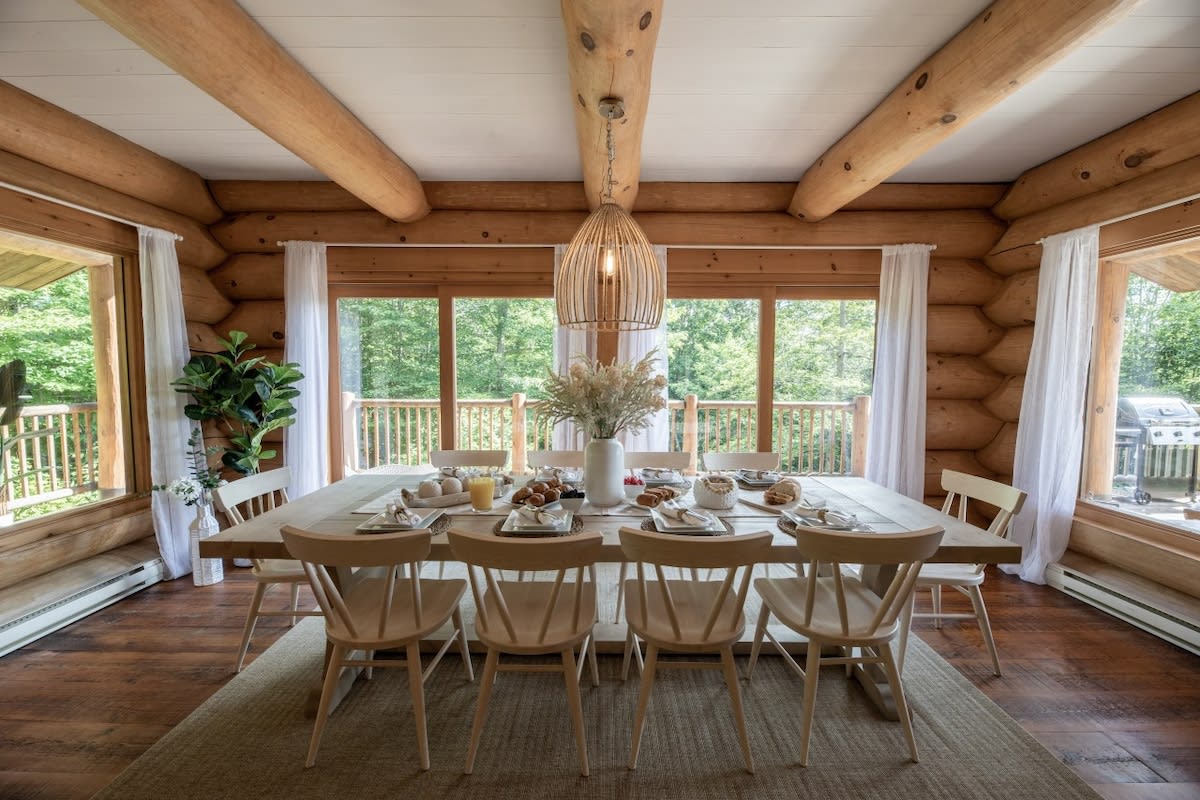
[405,643,430,771]
[798,639,822,767]
[967,585,1002,677]
[931,585,943,628]
[586,634,600,687]
[464,648,499,775]
[364,650,375,681]
[561,648,590,776]
[746,603,770,678]
[235,582,268,673]
[305,643,345,768]
[879,641,920,763]
[614,563,628,623]
[720,647,754,774]
[897,592,915,674]
[628,643,659,770]
[289,582,301,626]
[588,564,599,622]
[621,628,636,681]
[453,607,475,682]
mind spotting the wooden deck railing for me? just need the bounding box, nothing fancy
[344,393,870,476]
[1,402,100,513]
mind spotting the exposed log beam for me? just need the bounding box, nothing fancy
[0,148,226,268]
[0,80,221,224]
[787,0,1139,222]
[560,0,663,211]
[209,180,1007,214]
[211,209,1004,258]
[995,92,1200,220]
[78,0,429,222]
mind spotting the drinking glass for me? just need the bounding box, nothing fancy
[468,476,495,512]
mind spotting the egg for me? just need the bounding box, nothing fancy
[417,480,442,498]
[441,477,463,494]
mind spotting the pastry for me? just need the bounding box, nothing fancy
[543,488,561,502]
[636,491,664,508]
[417,480,442,499]
[526,492,546,507]
[530,481,549,494]
[512,486,533,503]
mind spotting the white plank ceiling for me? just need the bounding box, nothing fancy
[0,0,1197,184]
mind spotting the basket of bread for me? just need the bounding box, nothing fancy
[510,476,580,508]
[692,474,739,510]
[763,478,802,506]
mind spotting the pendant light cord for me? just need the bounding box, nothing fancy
[604,113,616,205]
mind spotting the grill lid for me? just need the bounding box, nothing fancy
[1118,396,1200,426]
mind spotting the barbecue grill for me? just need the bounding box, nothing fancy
[1114,396,1200,504]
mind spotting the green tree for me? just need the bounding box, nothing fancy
[1151,290,1200,402]
[0,270,96,404]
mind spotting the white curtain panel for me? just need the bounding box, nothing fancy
[552,244,597,450]
[283,241,330,499]
[617,245,670,451]
[1004,226,1099,583]
[137,225,193,579]
[865,243,932,500]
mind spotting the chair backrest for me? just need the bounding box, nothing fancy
[791,525,944,638]
[211,467,291,526]
[702,451,780,472]
[527,450,585,470]
[940,470,1027,539]
[624,451,690,471]
[430,449,508,469]
[446,528,603,646]
[280,525,433,644]
[618,527,772,642]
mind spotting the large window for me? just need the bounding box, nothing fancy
[0,233,131,525]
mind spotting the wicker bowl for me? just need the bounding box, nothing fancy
[693,475,739,509]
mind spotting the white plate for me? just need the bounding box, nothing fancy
[650,506,724,534]
[739,494,803,514]
[640,468,683,486]
[502,509,573,534]
[510,499,562,512]
[736,469,781,487]
[535,468,582,484]
[355,509,443,533]
[781,508,859,531]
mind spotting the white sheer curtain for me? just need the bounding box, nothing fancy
[617,245,669,451]
[1005,226,1099,583]
[552,244,596,450]
[865,243,932,500]
[138,225,192,579]
[283,241,330,499]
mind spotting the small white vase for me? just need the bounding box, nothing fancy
[190,494,224,587]
[585,437,625,508]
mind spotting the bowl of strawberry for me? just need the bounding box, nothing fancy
[623,475,645,499]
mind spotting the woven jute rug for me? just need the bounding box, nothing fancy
[93,608,1098,800]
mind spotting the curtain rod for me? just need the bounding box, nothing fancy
[286,242,935,251]
[0,180,183,241]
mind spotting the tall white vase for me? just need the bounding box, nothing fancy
[190,493,224,587]
[585,437,625,508]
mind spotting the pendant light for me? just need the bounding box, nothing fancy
[556,97,664,332]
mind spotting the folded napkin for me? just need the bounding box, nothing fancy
[742,469,780,481]
[642,468,677,479]
[516,505,566,526]
[384,503,423,527]
[658,501,711,526]
[789,506,856,529]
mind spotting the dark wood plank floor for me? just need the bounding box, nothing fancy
[0,567,1197,800]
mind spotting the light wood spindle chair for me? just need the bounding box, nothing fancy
[747,525,944,766]
[446,528,604,776]
[897,470,1027,676]
[279,525,474,770]
[212,468,320,673]
[618,526,773,774]
[526,449,585,472]
[702,451,781,473]
[430,449,508,470]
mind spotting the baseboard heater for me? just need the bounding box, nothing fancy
[1046,560,1200,656]
[0,556,165,658]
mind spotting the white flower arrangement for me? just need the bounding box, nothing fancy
[153,429,225,506]
[541,351,667,439]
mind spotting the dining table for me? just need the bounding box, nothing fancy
[200,470,1021,720]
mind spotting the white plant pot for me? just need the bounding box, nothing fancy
[584,438,625,508]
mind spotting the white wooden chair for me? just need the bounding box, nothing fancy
[280,525,474,770]
[618,526,773,774]
[446,527,604,776]
[429,449,508,469]
[526,449,585,471]
[623,450,690,472]
[748,525,944,766]
[898,470,1027,676]
[212,468,319,672]
[702,451,780,472]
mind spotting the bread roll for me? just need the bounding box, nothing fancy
[418,480,442,499]
[636,492,663,508]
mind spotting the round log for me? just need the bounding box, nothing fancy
[984,243,1041,275]
[928,258,1003,306]
[926,399,1004,450]
[216,300,286,348]
[180,265,235,324]
[926,355,1003,399]
[980,325,1034,376]
[186,321,224,354]
[927,305,1005,355]
[977,423,1018,476]
[982,375,1025,422]
[208,254,283,300]
[983,269,1039,327]
[925,449,995,497]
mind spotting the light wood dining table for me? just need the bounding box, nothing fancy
[201,472,1020,719]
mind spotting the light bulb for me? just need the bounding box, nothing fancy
[604,247,616,276]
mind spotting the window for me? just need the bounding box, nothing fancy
[0,232,131,525]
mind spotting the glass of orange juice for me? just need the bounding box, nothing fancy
[468,475,495,512]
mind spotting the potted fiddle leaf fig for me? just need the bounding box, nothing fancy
[171,331,303,475]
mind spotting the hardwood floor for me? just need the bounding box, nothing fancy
[0,566,1197,799]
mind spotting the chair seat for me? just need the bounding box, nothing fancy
[755,576,898,647]
[251,558,308,581]
[916,563,985,586]
[325,577,467,648]
[476,580,596,653]
[624,579,745,651]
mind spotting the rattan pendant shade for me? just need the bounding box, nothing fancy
[556,201,663,331]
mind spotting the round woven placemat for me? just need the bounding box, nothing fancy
[493,514,584,538]
[776,516,798,537]
[429,513,452,536]
[639,516,733,537]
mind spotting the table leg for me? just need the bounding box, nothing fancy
[851,563,901,721]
